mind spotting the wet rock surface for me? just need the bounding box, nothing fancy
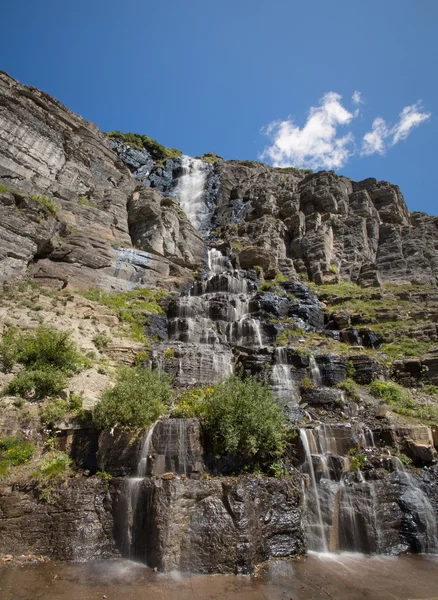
[112,475,304,574]
[0,479,116,560]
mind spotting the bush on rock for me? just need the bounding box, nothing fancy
[93,367,171,429]
[202,375,286,465]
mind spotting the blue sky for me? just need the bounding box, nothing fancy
[1,0,436,214]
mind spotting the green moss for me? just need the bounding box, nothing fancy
[77,196,96,207]
[81,287,169,343]
[300,376,314,390]
[106,131,182,161]
[0,437,34,478]
[200,152,221,165]
[337,378,360,401]
[30,194,57,218]
[32,451,73,502]
[0,184,10,193]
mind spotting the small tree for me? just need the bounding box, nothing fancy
[93,367,171,429]
[202,375,285,465]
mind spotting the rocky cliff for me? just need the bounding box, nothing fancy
[0,71,438,574]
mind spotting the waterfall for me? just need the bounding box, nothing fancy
[300,424,438,556]
[309,356,322,386]
[137,420,159,477]
[299,429,329,553]
[176,156,208,230]
[392,457,438,552]
[124,420,159,557]
[271,348,300,407]
[208,248,229,275]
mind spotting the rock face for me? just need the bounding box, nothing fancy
[0,479,116,560]
[112,475,304,574]
[0,72,438,574]
[0,71,203,291]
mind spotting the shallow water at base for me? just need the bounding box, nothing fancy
[1,554,438,600]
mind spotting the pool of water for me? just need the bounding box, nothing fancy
[1,554,437,600]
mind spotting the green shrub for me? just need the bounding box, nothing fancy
[202,375,285,464]
[163,347,175,359]
[267,460,288,478]
[32,451,73,502]
[172,388,207,418]
[259,281,275,292]
[369,380,412,406]
[350,453,366,471]
[2,326,88,401]
[337,378,360,401]
[17,326,89,374]
[93,367,171,429]
[0,326,22,372]
[394,452,413,466]
[96,470,112,490]
[0,437,34,477]
[40,394,84,425]
[300,376,314,390]
[92,332,112,350]
[30,194,57,218]
[5,367,68,400]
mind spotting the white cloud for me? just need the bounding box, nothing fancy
[361,117,389,156]
[260,93,431,169]
[352,91,363,105]
[361,102,431,156]
[391,103,431,144]
[260,92,356,170]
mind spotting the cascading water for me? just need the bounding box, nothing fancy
[175,156,209,230]
[300,424,438,556]
[392,457,438,552]
[309,356,322,386]
[271,347,300,410]
[125,420,159,557]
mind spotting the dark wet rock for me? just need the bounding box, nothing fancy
[0,479,117,560]
[301,386,344,406]
[349,353,387,384]
[148,419,204,476]
[315,354,347,386]
[97,429,143,477]
[112,475,304,574]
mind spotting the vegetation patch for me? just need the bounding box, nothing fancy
[259,273,289,293]
[93,366,171,429]
[369,379,438,424]
[32,451,73,503]
[337,378,360,401]
[40,394,84,426]
[82,287,168,342]
[1,326,89,401]
[0,437,34,477]
[201,375,286,467]
[172,388,207,418]
[106,131,182,161]
[77,196,96,207]
[30,194,57,218]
